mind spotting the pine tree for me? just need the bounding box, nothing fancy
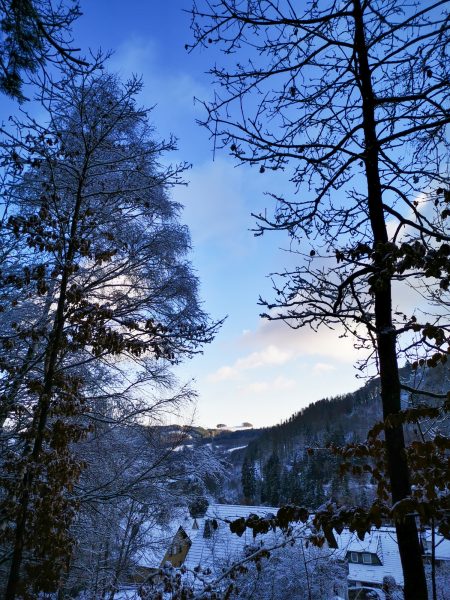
[0,0,89,100]
[241,456,257,503]
[261,452,281,506]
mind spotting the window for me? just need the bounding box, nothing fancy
[350,552,359,563]
[362,553,372,564]
[169,542,185,556]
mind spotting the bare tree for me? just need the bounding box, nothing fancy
[0,68,219,598]
[189,1,450,598]
[58,417,224,599]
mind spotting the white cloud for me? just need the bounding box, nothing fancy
[110,36,206,114]
[110,36,158,75]
[175,158,254,247]
[245,381,269,393]
[208,344,293,382]
[313,362,337,374]
[208,365,238,382]
[236,345,292,369]
[207,318,364,385]
[242,318,360,363]
[243,376,296,394]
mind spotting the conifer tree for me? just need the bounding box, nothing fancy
[262,452,281,506]
[241,455,257,502]
[0,0,87,100]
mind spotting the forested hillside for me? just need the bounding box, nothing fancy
[220,362,450,509]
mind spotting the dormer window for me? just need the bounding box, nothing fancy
[347,551,380,565]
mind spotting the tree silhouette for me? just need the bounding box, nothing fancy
[241,455,257,502]
[190,1,450,597]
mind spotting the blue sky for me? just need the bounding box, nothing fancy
[4,1,368,428]
[76,1,366,428]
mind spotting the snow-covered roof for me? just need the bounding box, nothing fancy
[334,527,404,587]
[204,503,279,521]
[422,530,450,562]
[183,503,281,573]
[140,502,448,592]
[183,506,407,588]
[343,531,380,554]
[182,507,406,589]
[183,507,403,587]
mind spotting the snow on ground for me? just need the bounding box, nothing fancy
[172,443,193,451]
[114,588,139,600]
[225,445,248,453]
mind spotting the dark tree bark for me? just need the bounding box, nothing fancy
[352,0,427,595]
[5,160,88,599]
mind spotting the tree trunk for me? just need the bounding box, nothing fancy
[352,1,427,598]
[5,166,87,599]
[0,286,55,431]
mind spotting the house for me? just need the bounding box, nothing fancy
[421,529,450,566]
[131,508,198,580]
[333,526,450,599]
[164,503,347,598]
[154,504,450,598]
[160,525,192,567]
[333,527,404,598]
